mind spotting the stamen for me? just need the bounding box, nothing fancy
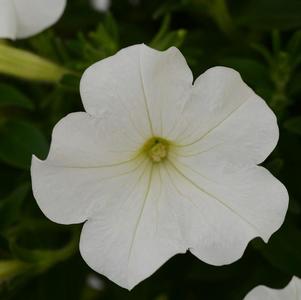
[141,137,169,163]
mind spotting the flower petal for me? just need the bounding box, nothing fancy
[244,277,301,300]
[171,67,278,167]
[163,160,288,265]
[45,112,143,167]
[79,165,187,290]
[0,0,17,39]
[31,154,148,224]
[139,45,193,136]
[80,44,152,139]
[31,112,145,224]
[13,0,66,39]
[80,44,193,138]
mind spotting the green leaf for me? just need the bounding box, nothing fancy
[89,14,119,55]
[0,183,30,229]
[151,29,187,51]
[59,74,81,92]
[284,116,301,136]
[287,30,301,52]
[0,84,34,110]
[150,14,187,51]
[150,14,171,48]
[0,120,48,169]
[235,0,301,30]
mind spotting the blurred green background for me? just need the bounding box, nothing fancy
[0,0,301,299]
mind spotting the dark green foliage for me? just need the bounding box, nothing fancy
[0,0,301,299]
[0,120,48,170]
[0,84,34,111]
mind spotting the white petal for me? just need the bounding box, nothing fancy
[244,277,301,300]
[80,44,193,138]
[45,112,143,167]
[31,112,144,224]
[80,44,152,139]
[79,165,187,290]
[13,0,66,39]
[162,160,288,265]
[139,45,193,136]
[0,0,17,39]
[31,154,147,224]
[171,67,278,167]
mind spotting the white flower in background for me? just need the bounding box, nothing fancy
[86,273,105,291]
[90,0,111,12]
[31,44,288,290]
[0,0,66,39]
[244,277,301,299]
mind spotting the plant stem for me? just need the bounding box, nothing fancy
[206,0,237,38]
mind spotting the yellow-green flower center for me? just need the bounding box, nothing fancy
[142,137,169,163]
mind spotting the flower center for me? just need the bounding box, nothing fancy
[142,137,169,163]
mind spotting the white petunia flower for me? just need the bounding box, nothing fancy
[31,44,289,290]
[0,0,66,39]
[90,0,111,12]
[86,273,105,291]
[244,277,301,299]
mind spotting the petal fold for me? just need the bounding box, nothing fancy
[172,67,278,167]
[31,154,147,225]
[80,44,193,138]
[163,160,288,265]
[45,112,142,167]
[79,165,187,290]
[31,112,145,224]
[139,45,193,136]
